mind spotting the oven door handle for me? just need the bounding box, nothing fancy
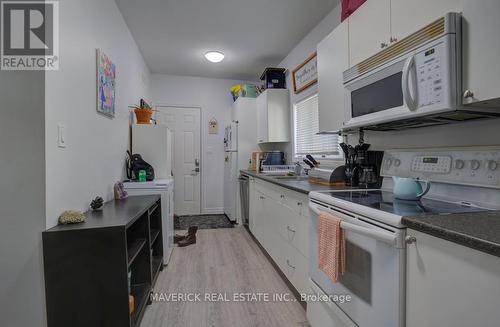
[402,55,418,111]
[309,204,397,247]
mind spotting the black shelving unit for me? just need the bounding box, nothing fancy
[43,195,163,327]
[148,202,164,285]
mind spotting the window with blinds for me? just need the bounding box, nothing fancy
[293,94,341,159]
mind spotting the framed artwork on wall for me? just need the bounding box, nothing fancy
[96,49,116,117]
[292,52,318,94]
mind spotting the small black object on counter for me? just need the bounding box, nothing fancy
[90,196,104,210]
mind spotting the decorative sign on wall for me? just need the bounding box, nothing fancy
[208,117,218,134]
[96,49,116,118]
[292,52,318,94]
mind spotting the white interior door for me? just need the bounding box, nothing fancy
[156,106,201,215]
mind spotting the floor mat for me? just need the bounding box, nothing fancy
[174,214,234,230]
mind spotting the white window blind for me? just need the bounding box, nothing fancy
[294,94,341,158]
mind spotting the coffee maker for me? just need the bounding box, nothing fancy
[340,141,383,188]
[357,150,383,189]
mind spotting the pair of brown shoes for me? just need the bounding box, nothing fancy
[174,226,198,247]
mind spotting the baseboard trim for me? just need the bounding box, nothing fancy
[202,207,224,215]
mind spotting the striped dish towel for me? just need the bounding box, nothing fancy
[318,212,346,283]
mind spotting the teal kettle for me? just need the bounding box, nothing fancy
[392,176,431,201]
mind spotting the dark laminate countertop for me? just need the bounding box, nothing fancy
[240,170,356,195]
[45,195,160,232]
[403,211,500,258]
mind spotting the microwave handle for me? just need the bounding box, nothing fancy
[309,203,397,246]
[402,56,418,111]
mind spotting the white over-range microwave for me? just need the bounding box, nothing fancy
[342,12,500,131]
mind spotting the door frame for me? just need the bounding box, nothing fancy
[154,103,203,215]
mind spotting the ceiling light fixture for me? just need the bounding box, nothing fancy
[204,51,225,63]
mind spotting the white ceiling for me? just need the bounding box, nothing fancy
[115,0,338,80]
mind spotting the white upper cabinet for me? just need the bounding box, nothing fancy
[257,89,290,143]
[391,0,463,41]
[348,0,463,67]
[462,0,500,106]
[348,0,391,66]
[317,21,349,133]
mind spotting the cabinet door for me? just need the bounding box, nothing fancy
[391,0,463,42]
[406,229,500,327]
[317,21,349,133]
[348,0,391,66]
[248,178,257,233]
[462,0,500,106]
[267,89,290,143]
[256,92,268,143]
[251,191,266,243]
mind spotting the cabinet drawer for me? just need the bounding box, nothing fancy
[272,233,309,295]
[288,251,309,295]
[274,205,308,258]
[255,179,281,201]
[281,188,307,216]
[288,211,309,259]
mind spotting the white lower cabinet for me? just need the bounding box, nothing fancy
[407,229,500,327]
[248,177,256,232]
[249,179,309,295]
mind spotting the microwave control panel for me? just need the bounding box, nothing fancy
[415,41,445,107]
[382,149,500,189]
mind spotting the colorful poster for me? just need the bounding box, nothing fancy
[96,49,116,117]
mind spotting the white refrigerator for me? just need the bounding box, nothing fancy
[223,98,258,224]
[126,124,174,265]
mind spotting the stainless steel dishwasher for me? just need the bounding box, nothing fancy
[238,174,250,227]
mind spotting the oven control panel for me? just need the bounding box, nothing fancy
[381,148,500,188]
[411,155,452,174]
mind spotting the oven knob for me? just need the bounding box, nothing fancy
[488,160,498,171]
[455,159,465,170]
[471,160,481,171]
[394,159,401,167]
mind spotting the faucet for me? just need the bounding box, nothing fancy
[294,162,303,176]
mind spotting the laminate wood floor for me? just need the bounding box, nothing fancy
[142,226,309,327]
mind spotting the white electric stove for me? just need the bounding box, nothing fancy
[307,147,500,327]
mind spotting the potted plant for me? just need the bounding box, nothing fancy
[131,99,153,124]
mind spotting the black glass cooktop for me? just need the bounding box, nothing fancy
[326,190,488,217]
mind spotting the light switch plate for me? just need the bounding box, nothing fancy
[58,124,66,148]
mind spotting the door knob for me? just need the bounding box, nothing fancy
[405,236,417,244]
[463,90,474,99]
[195,159,200,167]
